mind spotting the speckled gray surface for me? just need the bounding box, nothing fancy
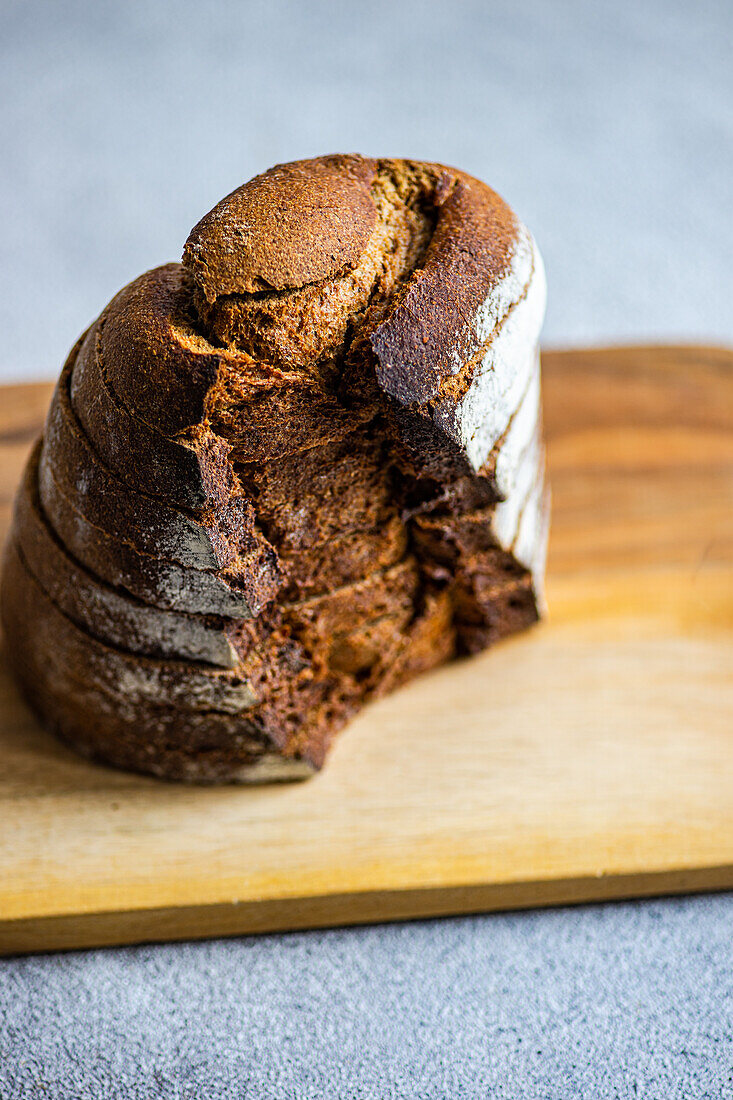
[1,898,732,1098]
[1,1,732,1096]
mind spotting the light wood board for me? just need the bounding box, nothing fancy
[0,345,731,955]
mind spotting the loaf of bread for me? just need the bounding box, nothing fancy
[1,155,548,783]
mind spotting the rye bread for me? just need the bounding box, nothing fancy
[3,628,314,784]
[1,154,549,784]
[14,447,431,684]
[2,541,360,781]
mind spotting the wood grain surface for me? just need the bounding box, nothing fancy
[0,345,731,955]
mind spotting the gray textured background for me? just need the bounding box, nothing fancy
[1,1,732,1096]
[2,897,732,1098]
[1,0,732,382]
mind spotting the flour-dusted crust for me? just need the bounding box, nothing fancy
[2,154,548,783]
[1,542,264,713]
[45,357,263,573]
[12,451,243,668]
[37,451,278,617]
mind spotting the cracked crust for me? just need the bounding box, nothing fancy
[185,155,380,297]
[1,153,548,783]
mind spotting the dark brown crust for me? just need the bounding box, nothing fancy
[369,167,518,406]
[12,455,242,668]
[35,442,275,617]
[1,540,259,713]
[8,668,284,784]
[184,155,379,297]
[1,540,363,780]
[46,355,260,573]
[101,264,228,435]
[70,321,234,510]
[0,566,310,782]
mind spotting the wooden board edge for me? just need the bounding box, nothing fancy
[2,864,731,956]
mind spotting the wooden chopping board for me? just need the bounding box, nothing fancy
[0,345,731,955]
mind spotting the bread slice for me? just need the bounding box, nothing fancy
[12,453,244,668]
[1,540,263,713]
[1,588,313,783]
[70,321,234,510]
[36,439,278,617]
[1,538,412,781]
[45,355,263,573]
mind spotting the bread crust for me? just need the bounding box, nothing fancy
[1,540,259,712]
[2,607,314,784]
[369,165,517,403]
[12,454,243,668]
[45,355,263,573]
[185,155,379,297]
[102,264,223,435]
[0,539,360,780]
[37,444,276,617]
[92,158,538,471]
[70,321,233,510]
